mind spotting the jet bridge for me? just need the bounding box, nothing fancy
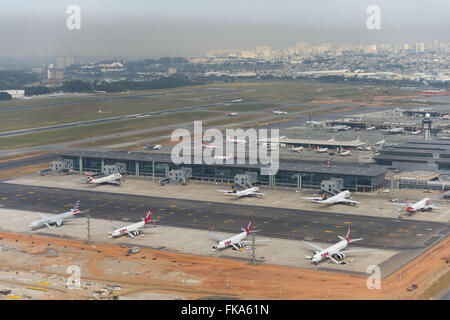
[234,172,258,189]
[320,178,344,195]
[160,167,192,185]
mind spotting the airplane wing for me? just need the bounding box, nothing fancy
[428,205,440,210]
[127,231,135,238]
[251,192,265,197]
[35,212,48,219]
[217,189,234,195]
[231,244,240,250]
[327,255,339,264]
[303,241,324,252]
[241,239,270,245]
[339,249,371,254]
[111,221,123,229]
[109,179,121,185]
[209,232,227,242]
[337,199,360,205]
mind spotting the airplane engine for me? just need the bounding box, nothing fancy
[232,243,245,250]
[55,221,63,227]
[332,253,345,261]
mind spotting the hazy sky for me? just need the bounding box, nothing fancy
[0,0,449,59]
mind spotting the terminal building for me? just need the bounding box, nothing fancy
[58,151,388,192]
[374,139,450,172]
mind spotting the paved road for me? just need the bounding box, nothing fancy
[0,88,252,112]
[0,154,56,171]
[0,183,446,250]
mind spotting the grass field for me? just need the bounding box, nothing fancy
[0,111,218,150]
[0,80,415,150]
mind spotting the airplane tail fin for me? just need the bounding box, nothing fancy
[226,152,233,160]
[245,219,252,235]
[86,173,93,183]
[345,226,351,243]
[72,200,80,214]
[144,209,152,224]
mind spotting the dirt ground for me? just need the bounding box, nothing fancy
[0,231,448,300]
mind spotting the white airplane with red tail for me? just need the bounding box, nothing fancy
[86,172,122,185]
[210,219,266,251]
[108,210,158,238]
[304,226,367,264]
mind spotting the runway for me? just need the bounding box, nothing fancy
[0,183,446,250]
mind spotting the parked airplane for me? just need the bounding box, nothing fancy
[146,144,162,150]
[211,219,264,251]
[442,114,450,120]
[213,152,233,160]
[316,146,329,153]
[291,145,305,153]
[390,198,440,215]
[385,127,405,134]
[339,149,352,156]
[366,126,376,130]
[376,139,386,146]
[86,172,122,185]
[352,137,360,143]
[228,112,238,117]
[217,185,264,198]
[30,201,83,230]
[304,227,366,264]
[408,130,422,135]
[304,190,360,205]
[232,99,243,103]
[109,210,158,238]
[327,124,351,131]
[202,141,220,149]
[270,108,288,115]
[226,136,247,144]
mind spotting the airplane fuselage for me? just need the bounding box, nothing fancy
[214,231,247,250]
[110,220,145,238]
[312,240,348,264]
[30,210,77,230]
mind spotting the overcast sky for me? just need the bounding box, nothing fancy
[0,0,449,60]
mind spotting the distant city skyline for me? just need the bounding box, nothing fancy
[0,0,449,61]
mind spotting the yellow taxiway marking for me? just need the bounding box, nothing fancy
[7,296,20,299]
[224,219,235,224]
[26,286,48,292]
[1,197,7,200]
[291,229,298,233]
[335,226,342,228]
[158,208,165,211]
[38,282,49,285]
[15,194,22,197]
[28,192,35,194]
[157,216,162,219]
[324,230,333,233]
[344,221,352,224]
[169,205,176,208]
